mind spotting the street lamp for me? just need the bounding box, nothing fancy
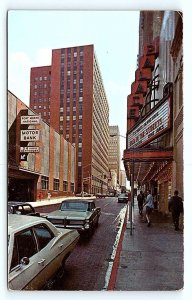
[110,133,134,235]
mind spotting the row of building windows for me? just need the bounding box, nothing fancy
[41,176,74,192]
[32,98,50,103]
[34,83,51,89]
[34,76,51,82]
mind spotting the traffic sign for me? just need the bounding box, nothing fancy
[20,153,28,161]
[20,146,39,153]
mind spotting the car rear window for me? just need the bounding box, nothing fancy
[61,201,88,211]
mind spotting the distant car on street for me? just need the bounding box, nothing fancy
[8,202,40,217]
[76,191,92,197]
[8,214,79,290]
[118,193,128,203]
[96,193,107,198]
[46,198,101,236]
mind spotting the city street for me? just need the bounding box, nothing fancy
[37,197,127,291]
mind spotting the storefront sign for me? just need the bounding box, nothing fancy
[20,146,39,153]
[128,98,171,148]
[21,115,40,124]
[20,130,40,141]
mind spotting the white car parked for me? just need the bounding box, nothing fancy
[8,214,79,290]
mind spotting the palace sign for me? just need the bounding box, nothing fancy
[127,98,171,149]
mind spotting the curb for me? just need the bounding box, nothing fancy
[107,206,128,290]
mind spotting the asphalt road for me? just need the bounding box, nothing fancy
[37,197,127,291]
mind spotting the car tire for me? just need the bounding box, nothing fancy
[56,257,67,281]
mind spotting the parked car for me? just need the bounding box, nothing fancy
[8,202,40,217]
[46,198,101,236]
[118,193,128,203]
[8,214,79,290]
[96,193,107,198]
[76,191,92,197]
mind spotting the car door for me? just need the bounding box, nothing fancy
[9,228,40,290]
[9,224,66,290]
[28,223,67,289]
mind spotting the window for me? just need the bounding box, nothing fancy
[34,224,54,250]
[11,229,37,270]
[130,109,136,117]
[41,176,49,190]
[60,107,64,112]
[53,179,60,191]
[71,183,74,193]
[63,181,68,191]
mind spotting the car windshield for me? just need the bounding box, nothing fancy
[61,201,88,211]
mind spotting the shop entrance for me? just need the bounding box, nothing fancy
[8,177,36,202]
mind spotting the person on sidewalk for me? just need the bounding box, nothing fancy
[137,191,145,215]
[143,190,154,227]
[47,191,51,201]
[168,190,183,231]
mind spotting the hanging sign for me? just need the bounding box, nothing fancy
[20,130,40,141]
[21,115,40,124]
[20,146,39,153]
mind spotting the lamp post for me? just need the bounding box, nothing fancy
[110,133,134,235]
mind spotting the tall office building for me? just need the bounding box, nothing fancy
[109,125,120,183]
[30,44,109,194]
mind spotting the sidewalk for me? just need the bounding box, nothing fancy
[108,205,184,291]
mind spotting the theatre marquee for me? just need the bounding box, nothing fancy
[127,97,172,149]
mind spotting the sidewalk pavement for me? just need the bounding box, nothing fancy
[108,204,184,291]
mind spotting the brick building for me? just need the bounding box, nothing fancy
[124,11,183,214]
[109,126,120,182]
[30,44,109,194]
[8,91,75,201]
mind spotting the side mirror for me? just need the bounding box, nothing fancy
[20,257,30,265]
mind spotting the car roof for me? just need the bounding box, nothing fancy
[8,201,32,206]
[62,198,95,203]
[8,214,50,235]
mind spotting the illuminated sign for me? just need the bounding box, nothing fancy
[128,98,171,148]
[21,115,40,124]
[20,130,40,141]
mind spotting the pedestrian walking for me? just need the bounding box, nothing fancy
[168,190,183,231]
[38,192,42,201]
[137,191,145,215]
[143,190,154,227]
[47,191,51,201]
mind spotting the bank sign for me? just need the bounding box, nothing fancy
[21,115,40,124]
[20,130,40,141]
[128,98,171,149]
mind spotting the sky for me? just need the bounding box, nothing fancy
[8,10,139,171]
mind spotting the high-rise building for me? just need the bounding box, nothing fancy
[109,125,120,183]
[30,44,109,194]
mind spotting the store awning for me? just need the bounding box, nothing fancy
[123,147,173,184]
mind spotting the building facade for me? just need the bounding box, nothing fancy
[109,125,120,182]
[30,44,109,195]
[124,11,183,214]
[8,91,75,201]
